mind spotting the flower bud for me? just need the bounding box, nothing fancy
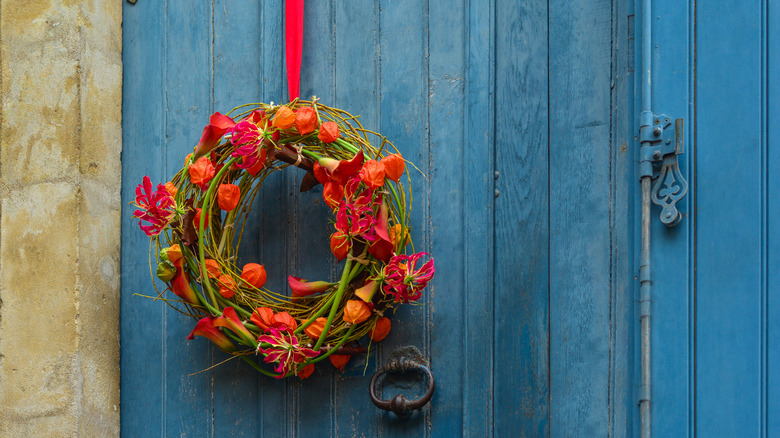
[343,300,371,324]
[241,263,267,289]
[294,106,318,134]
[304,317,328,340]
[318,121,340,143]
[217,275,237,298]
[272,106,296,129]
[156,260,177,282]
[370,317,391,342]
[217,183,240,211]
[329,354,351,372]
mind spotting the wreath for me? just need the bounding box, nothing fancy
[133,99,435,379]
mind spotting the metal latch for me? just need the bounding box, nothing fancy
[639,112,688,227]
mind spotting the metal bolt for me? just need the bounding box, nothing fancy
[653,127,662,137]
[665,139,671,145]
[494,171,500,180]
[665,212,672,218]
[494,189,500,198]
[653,151,662,160]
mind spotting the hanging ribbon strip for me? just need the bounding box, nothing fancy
[285,0,304,101]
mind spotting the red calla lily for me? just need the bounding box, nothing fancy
[193,112,236,159]
[213,307,256,346]
[187,316,237,353]
[288,276,335,298]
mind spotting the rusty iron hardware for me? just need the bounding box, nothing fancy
[127,0,137,4]
[369,357,435,418]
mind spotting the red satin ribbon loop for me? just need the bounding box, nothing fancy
[285,0,304,101]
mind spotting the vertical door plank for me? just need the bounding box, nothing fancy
[120,1,166,435]
[164,2,215,436]
[428,0,467,436]
[608,0,636,433]
[330,2,383,437]
[695,1,764,436]
[293,1,338,436]
[768,2,779,435]
[646,0,695,435]
[463,0,496,436]
[378,0,431,436]
[256,3,290,437]
[548,0,613,434]
[493,0,550,436]
[212,1,263,434]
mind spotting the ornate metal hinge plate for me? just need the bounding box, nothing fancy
[639,113,688,227]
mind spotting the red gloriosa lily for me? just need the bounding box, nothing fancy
[257,327,319,378]
[383,252,436,303]
[230,120,268,170]
[194,112,236,159]
[133,176,176,236]
[187,316,237,353]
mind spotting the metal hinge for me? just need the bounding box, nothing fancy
[639,111,688,227]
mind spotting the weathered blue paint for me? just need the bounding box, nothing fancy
[121,1,633,436]
[643,0,780,436]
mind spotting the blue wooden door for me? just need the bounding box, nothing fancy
[121,0,632,436]
[647,0,779,436]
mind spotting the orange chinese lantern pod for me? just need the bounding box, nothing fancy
[297,363,315,379]
[343,300,371,324]
[294,106,318,135]
[358,159,386,189]
[318,121,340,143]
[329,354,351,372]
[189,156,216,189]
[381,154,405,182]
[184,152,193,167]
[217,183,240,211]
[389,224,409,247]
[241,263,267,289]
[202,259,221,279]
[330,232,350,261]
[370,317,391,342]
[273,311,298,330]
[165,244,183,264]
[304,317,328,340]
[164,182,178,197]
[272,106,296,129]
[251,306,275,331]
[193,208,209,231]
[217,275,237,298]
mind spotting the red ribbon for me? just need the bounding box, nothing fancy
[285,0,304,101]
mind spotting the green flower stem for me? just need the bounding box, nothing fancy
[214,294,252,319]
[224,328,258,349]
[335,138,359,154]
[313,257,353,351]
[308,324,357,364]
[386,182,406,230]
[239,355,279,378]
[181,250,220,315]
[293,292,338,335]
[198,156,240,314]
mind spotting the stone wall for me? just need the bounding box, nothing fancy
[0,1,122,436]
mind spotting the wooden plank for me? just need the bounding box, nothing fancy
[212,1,263,434]
[427,0,467,436]
[256,3,290,437]
[292,1,338,437]
[377,0,431,436]
[767,2,778,435]
[548,0,612,434]
[493,0,549,435]
[645,0,695,435]
[120,1,166,435]
[329,2,384,436]
[463,0,495,436]
[163,2,215,436]
[608,0,635,434]
[695,1,764,435]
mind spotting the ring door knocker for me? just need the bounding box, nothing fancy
[369,348,435,418]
